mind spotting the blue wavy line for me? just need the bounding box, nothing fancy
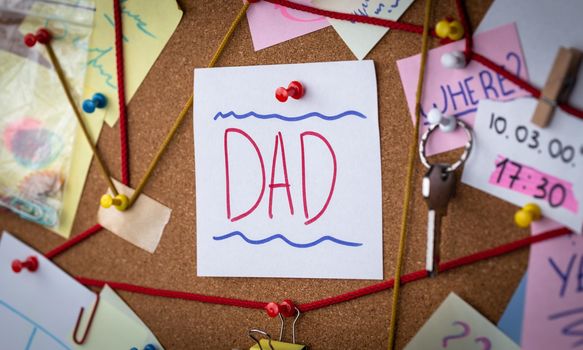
[213,110,367,122]
[213,231,362,248]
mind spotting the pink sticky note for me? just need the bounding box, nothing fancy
[488,155,579,214]
[246,0,329,51]
[397,23,529,155]
[522,219,582,350]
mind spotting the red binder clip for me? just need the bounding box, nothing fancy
[276,81,304,102]
[11,256,39,273]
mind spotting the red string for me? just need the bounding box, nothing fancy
[72,227,570,313]
[472,52,540,97]
[76,276,268,310]
[113,0,129,186]
[45,224,103,260]
[454,0,473,61]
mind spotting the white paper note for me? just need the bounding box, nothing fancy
[405,293,519,350]
[193,61,383,279]
[312,0,415,60]
[462,98,583,233]
[0,231,95,349]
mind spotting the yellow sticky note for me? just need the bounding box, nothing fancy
[87,0,183,127]
[73,286,161,350]
[57,0,182,237]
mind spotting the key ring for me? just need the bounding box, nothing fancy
[419,119,473,173]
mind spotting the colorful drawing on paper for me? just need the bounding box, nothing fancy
[3,118,63,170]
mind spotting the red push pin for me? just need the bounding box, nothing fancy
[279,299,297,318]
[11,256,39,273]
[265,301,280,318]
[24,28,52,47]
[275,81,304,102]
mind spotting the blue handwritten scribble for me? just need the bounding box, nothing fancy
[548,306,583,348]
[121,6,157,39]
[387,0,401,13]
[352,0,370,17]
[213,110,367,122]
[87,47,116,89]
[213,231,363,248]
[103,14,128,42]
[374,3,385,14]
[104,0,157,40]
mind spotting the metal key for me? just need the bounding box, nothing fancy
[422,164,456,277]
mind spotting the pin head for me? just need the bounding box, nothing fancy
[435,19,464,41]
[441,51,467,69]
[100,194,114,208]
[35,28,51,44]
[514,203,542,228]
[11,256,39,273]
[83,93,107,113]
[100,194,129,211]
[23,28,51,47]
[276,81,304,102]
[279,299,296,318]
[426,108,457,133]
[23,33,37,47]
[265,302,280,318]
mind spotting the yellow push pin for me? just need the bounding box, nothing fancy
[435,19,464,41]
[514,203,542,228]
[100,194,129,211]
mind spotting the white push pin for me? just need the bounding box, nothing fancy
[427,108,457,133]
[441,50,466,69]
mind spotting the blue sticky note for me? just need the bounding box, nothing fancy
[498,272,527,345]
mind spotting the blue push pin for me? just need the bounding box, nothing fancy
[82,93,107,113]
[130,344,156,350]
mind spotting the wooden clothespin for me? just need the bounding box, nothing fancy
[532,47,582,127]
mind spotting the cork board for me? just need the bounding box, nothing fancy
[0,0,536,348]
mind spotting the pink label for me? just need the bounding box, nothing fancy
[489,155,578,213]
[396,23,529,156]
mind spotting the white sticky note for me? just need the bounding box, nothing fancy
[98,179,172,253]
[193,61,382,279]
[405,293,519,350]
[0,231,95,349]
[312,0,415,60]
[461,98,583,233]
